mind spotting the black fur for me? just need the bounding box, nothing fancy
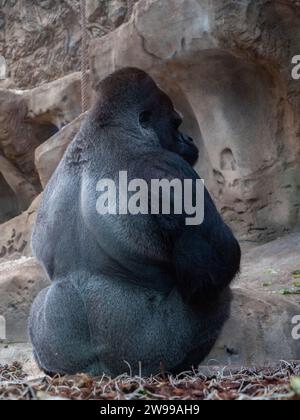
[29,68,241,377]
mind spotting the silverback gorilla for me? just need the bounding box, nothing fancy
[29,68,241,377]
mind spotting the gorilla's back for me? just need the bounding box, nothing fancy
[30,144,231,376]
[32,130,174,292]
[32,158,82,280]
[30,68,240,376]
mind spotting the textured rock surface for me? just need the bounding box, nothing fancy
[239,230,300,305]
[0,0,138,89]
[0,89,41,189]
[91,0,300,241]
[25,72,85,130]
[1,0,299,244]
[0,73,84,224]
[0,87,43,224]
[0,196,41,261]
[205,288,300,366]
[0,258,49,343]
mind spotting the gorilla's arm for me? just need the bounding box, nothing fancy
[143,154,241,305]
[172,191,241,305]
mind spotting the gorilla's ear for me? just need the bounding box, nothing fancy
[139,111,152,128]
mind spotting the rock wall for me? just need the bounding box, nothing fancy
[0,72,84,227]
[90,0,300,241]
[0,1,299,363]
[0,0,138,89]
[0,0,299,258]
[0,0,138,231]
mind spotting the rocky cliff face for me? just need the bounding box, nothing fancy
[0,0,300,254]
[90,0,300,241]
[0,0,137,240]
[0,0,299,253]
[0,0,299,365]
[0,0,137,89]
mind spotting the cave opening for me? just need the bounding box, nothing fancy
[0,174,20,224]
[30,121,60,145]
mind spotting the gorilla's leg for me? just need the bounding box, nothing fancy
[72,275,231,377]
[30,273,231,377]
[29,278,97,375]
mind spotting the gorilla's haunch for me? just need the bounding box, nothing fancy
[29,68,241,377]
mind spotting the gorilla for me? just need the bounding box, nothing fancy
[29,68,241,377]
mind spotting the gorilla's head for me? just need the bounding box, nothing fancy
[94,68,199,166]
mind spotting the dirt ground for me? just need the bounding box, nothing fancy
[239,230,300,305]
[0,362,299,400]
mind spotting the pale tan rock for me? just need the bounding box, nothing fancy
[0,79,16,90]
[90,0,300,241]
[239,230,300,305]
[0,73,86,224]
[205,288,300,366]
[0,89,41,196]
[0,154,37,214]
[0,196,41,261]
[25,73,86,130]
[0,258,49,343]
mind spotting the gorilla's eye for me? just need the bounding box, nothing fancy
[139,111,152,128]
